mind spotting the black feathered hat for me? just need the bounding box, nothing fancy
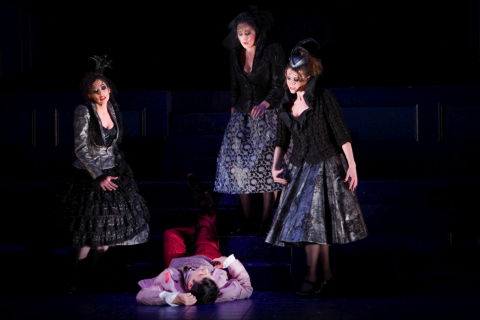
[289,38,321,68]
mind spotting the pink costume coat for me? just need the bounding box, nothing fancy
[136,255,253,305]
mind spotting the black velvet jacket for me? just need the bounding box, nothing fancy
[230,42,286,113]
[275,78,352,166]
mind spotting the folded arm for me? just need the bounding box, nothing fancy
[216,258,253,302]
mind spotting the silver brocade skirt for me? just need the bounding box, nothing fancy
[214,110,283,194]
[266,154,368,246]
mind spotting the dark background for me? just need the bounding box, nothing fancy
[1,1,479,91]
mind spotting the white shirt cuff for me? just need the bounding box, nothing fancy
[159,291,179,307]
[223,254,236,268]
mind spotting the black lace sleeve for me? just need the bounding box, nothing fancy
[322,89,352,147]
[264,43,286,108]
[230,52,240,108]
[275,111,291,150]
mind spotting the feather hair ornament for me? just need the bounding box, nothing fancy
[90,54,113,74]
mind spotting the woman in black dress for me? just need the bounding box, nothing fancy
[61,56,150,291]
[265,39,368,295]
[214,7,286,234]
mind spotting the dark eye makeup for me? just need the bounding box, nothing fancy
[91,85,108,94]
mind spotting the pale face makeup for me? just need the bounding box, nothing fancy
[237,23,256,49]
[285,68,309,94]
[88,79,110,105]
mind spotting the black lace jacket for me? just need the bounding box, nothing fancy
[275,78,352,166]
[230,42,286,113]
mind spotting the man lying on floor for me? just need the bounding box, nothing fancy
[136,175,253,306]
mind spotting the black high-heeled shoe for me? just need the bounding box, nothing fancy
[296,279,317,296]
[314,277,337,296]
[255,218,272,237]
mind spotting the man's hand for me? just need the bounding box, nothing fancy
[212,256,227,269]
[172,293,197,306]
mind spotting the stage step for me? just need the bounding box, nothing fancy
[1,236,479,295]
[169,113,229,136]
[158,135,222,180]
[170,90,230,114]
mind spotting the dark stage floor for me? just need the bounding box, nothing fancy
[1,291,478,320]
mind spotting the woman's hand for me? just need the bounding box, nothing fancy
[272,167,288,185]
[230,107,237,114]
[99,176,119,191]
[344,166,358,191]
[212,256,227,269]
[251,101,270,117]
[173,293,197,306]
[251,104,266,117]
